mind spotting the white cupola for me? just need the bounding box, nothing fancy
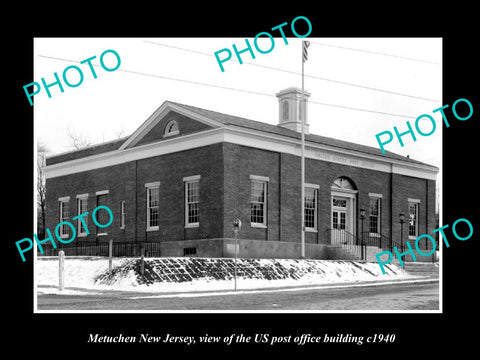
[276,87,311,134]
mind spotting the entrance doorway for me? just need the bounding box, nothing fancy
[330,177,358,244]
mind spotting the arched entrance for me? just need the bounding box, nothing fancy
[331,177,358,244]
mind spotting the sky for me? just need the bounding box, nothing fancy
[33,37,442,196]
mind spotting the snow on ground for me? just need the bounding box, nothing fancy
[36,256,419,295]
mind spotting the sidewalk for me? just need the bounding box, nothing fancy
[37,274,439,298]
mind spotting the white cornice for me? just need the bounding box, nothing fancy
[45,124,438,180]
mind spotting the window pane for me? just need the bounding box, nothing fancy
[333,198,347,207]
[369,197,380,234]
[340,213,346,229]
[78,198,88,234]
[251,181,265,203]
[408,203,418,236]
[186,181,200,224]
[147,187,160,228]
[149,207,159,227]
[60,201,69,236]
[304,188,316,229]
[96,194,108,230]
[250,180,266,224]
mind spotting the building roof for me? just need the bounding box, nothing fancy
[167,101,435,168]
[46,100,438,171]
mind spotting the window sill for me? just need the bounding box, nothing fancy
[185,223,199,228]
[147,227,159,232]
[251,223,267,229]
[78,233,88,238]
[97,233,108,236]
[305,228,317,233]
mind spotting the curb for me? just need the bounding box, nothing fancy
[38,276,439,298]
[127,277,440,299]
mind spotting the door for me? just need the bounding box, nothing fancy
[331,197,349,244]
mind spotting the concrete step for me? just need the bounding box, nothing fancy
[326,245,361,261]
[402,262,439,278]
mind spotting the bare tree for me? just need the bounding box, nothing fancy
[66,127,94,150]
[113,124,127,139]
[37,142,49,239]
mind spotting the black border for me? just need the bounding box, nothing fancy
[7,5,479,355]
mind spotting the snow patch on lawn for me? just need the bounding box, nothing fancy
[36,256,418,294]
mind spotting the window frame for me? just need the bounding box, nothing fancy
[408,199,420,239]
[304,183,319,232]
[95,190,109,236]
[145,182,160,231]
[76,194,89,237]
[250,175,269,228]
[58,196,70,239]
[120,200,126,229]
[368,194,382,237]
[184,175,201,228]
[163,120,179,137]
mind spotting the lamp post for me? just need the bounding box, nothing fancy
[360,207,366,260]
[232,218,242,291]
[399,212,405,253]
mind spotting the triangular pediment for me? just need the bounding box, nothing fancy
[120,101,224,149]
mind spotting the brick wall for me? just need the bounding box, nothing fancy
[219,142,436,251]
[45,143,225,247]
[45,139,436,260]
[222,143,280,241]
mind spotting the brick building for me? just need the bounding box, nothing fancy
[44,88,438,260]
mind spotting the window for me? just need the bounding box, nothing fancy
[282,100,289,121]
[332,211,346,230]
[146,182,160,230]
[96,191,109,235]
[120,201,125,229]
[76,194,88,236]
[250,176,268,227]
[183,247,197,256]
[369,196,381,235]
[332,198,347,207]
[408,200,420,238]
[184,176,200,227]
[164,120,179,137]
[299,100,306,121]
[304,185,318,231]
[58,197,70,238]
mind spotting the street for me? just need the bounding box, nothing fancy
[37,281,439,311]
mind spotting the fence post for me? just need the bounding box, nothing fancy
[140,254,145,275]
[59,250,65,291]
[108,239,113,275]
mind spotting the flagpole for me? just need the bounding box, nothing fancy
[300,41,306,259]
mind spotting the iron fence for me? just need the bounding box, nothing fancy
[38,241,162,257]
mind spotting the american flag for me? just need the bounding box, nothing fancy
[302,41,310,62]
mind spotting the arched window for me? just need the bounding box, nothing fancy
[164,120,179,137]
[282,100,289,122]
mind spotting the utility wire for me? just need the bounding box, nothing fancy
[144,40,439,102]
[37,54,418,119]
[308,40,440,65]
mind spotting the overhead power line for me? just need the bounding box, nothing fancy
[308,40,440,65]
[144,40,439,102]
[37,54,418,119]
